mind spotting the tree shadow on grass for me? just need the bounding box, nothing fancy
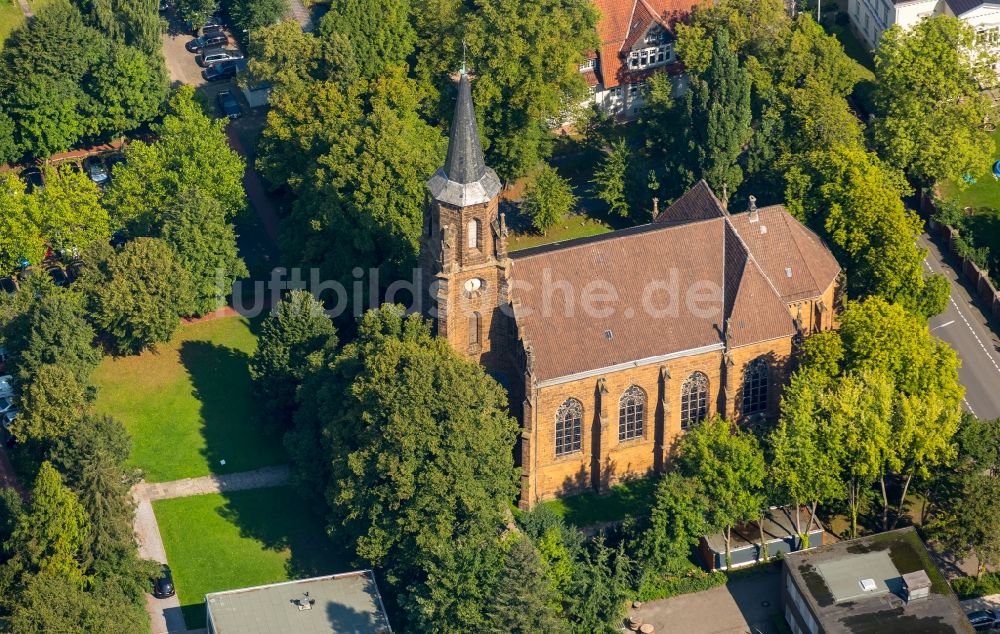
[179,341,286,476]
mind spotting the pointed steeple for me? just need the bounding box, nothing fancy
[427,70,502,208]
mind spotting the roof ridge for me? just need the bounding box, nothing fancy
[511,215,725,261]
[723,216,786,305]
[621,0,641,53]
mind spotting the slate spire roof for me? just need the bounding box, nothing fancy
[427,71,502,207]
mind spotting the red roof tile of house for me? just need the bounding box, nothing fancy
[592,0,703,88]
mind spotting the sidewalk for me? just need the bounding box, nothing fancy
[134,464,290,502]
[961,593,1000,612]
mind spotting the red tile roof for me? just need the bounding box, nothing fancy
[592,0,703,88]
[506,183,840,382]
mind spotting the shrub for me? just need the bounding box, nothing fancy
[952,572,1000,599]
[637,566,727,602]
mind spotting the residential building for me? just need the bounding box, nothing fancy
[420,72,843,507]
[583,0,706,116]
[849,0,1000,73]
[204,571,392,634]
[782,527,974,633]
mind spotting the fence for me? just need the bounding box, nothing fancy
[920,193,1000,322]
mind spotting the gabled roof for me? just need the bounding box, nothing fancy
[506,183,841,383]
[592,0,703,88]
[945,0,1000,14]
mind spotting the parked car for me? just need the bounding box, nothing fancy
[0,396,14,414]
[194,18,224,36]
[969,610,999,632]
[20,166,43,192]
[198,48,243,67]
[1,409,16,434]
[0,277,17,296]
[152,565,175,599]
[185,32,228,52]
[0,375,15,399]
[217,90,241,119]
[202,58,246,82]
[84,157,108,185]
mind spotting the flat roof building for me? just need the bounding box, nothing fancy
[205,570,392,634]
[781,527,973,634]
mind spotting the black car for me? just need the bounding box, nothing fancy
[0,277,17,296]
[47,265,68,288]
[217,90,241,119]
[152,564,175,599]
[202,59,246,82]
[185,32,228,52]
[969,609,999,632]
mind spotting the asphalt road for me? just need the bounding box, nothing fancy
[921,234,1000,420]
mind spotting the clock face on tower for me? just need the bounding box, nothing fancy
[464,278,483,294]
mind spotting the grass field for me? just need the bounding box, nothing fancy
[92,315,287,482]
[154,487,352,629]
[508,214,613,252]
[939,129,1000,209]
[538,477,657,528]
[0,1,24,46]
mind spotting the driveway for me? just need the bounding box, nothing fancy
[630,569,782,634]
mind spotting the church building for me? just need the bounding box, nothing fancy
[419,71,843,508]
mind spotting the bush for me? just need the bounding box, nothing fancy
[637,566,727,602]
[952,572,1000,599]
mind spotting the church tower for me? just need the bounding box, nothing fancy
[420,70,510,371]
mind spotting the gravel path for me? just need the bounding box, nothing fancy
[134,464,290,502]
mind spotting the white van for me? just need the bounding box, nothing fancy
[198,48,244,67]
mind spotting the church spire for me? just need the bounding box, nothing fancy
[427,70,502,208]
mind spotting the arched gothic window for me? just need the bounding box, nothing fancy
[469,311,481,345]
[680,372,709,429]
[467,218,480,249]
[618,385,646,441]
[741,357,769,416]
[555,398,583,456]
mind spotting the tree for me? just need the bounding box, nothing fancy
[821,369,895,538]
[486,536,566,633]
[249,290,337,428]
[631,472,710,573]
[228,0,287,33]
[591,139,631,218]
[105,86,246,229]
[523,164,577,233]
[78,239,192,354]
[784,144,945,315]
[172,0,216,29]
[465,0,599,178]
[566,538,632,634]
[682,29,752,194]
[5,573,148,634]
[86,44,167,137]
[874,16,995,186]
[677,416,766,565]
[13,364,90,447]
[317,0,415,80]
[769,369,843,546]
[4,289,101,386]
[33,165,111,254]
[8,462,89,585]
[293,306,518,627]
[159,189,248,317]
[74,0,163,53]
[0,173,44,274]
[0,488,23,557]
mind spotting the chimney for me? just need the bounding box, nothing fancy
[652,197,659,218]
[748,195,758,223]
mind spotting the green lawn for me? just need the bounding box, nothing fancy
[538,477,657,528]
[509,213,613,252]
[92,315,287,482]
[0,1,25,47]
[154,487,352,629]
[939,129,1000,209]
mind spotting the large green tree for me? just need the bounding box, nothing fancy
[291,306,518,627]
[5,573,148,634]
[464,0,598,178]
[485,537,566,633]
[78,239,192,354]
[317,0,415,80]
[677,416,766,564]
[631,472,710,573]
[249,290,337,428]
[0,173,43,274]
[8,462,89,585]
[874,16,995,186]
[159,189,248,317]
[106,86,246,230]
[13,364,90,448]
[523,164,577,233]
[33,165,111,254]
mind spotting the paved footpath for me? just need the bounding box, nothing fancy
[133,465,290,633]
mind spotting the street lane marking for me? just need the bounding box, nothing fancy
[963,398,977,417]
[931,320,955,330]
[923,259,1000,377]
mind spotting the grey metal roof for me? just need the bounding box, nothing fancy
[205,570,391,634]
[944,0,985,14]
[427,71,502,207]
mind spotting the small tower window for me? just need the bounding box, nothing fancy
[469,311,481,345]
[467,218,480,249]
